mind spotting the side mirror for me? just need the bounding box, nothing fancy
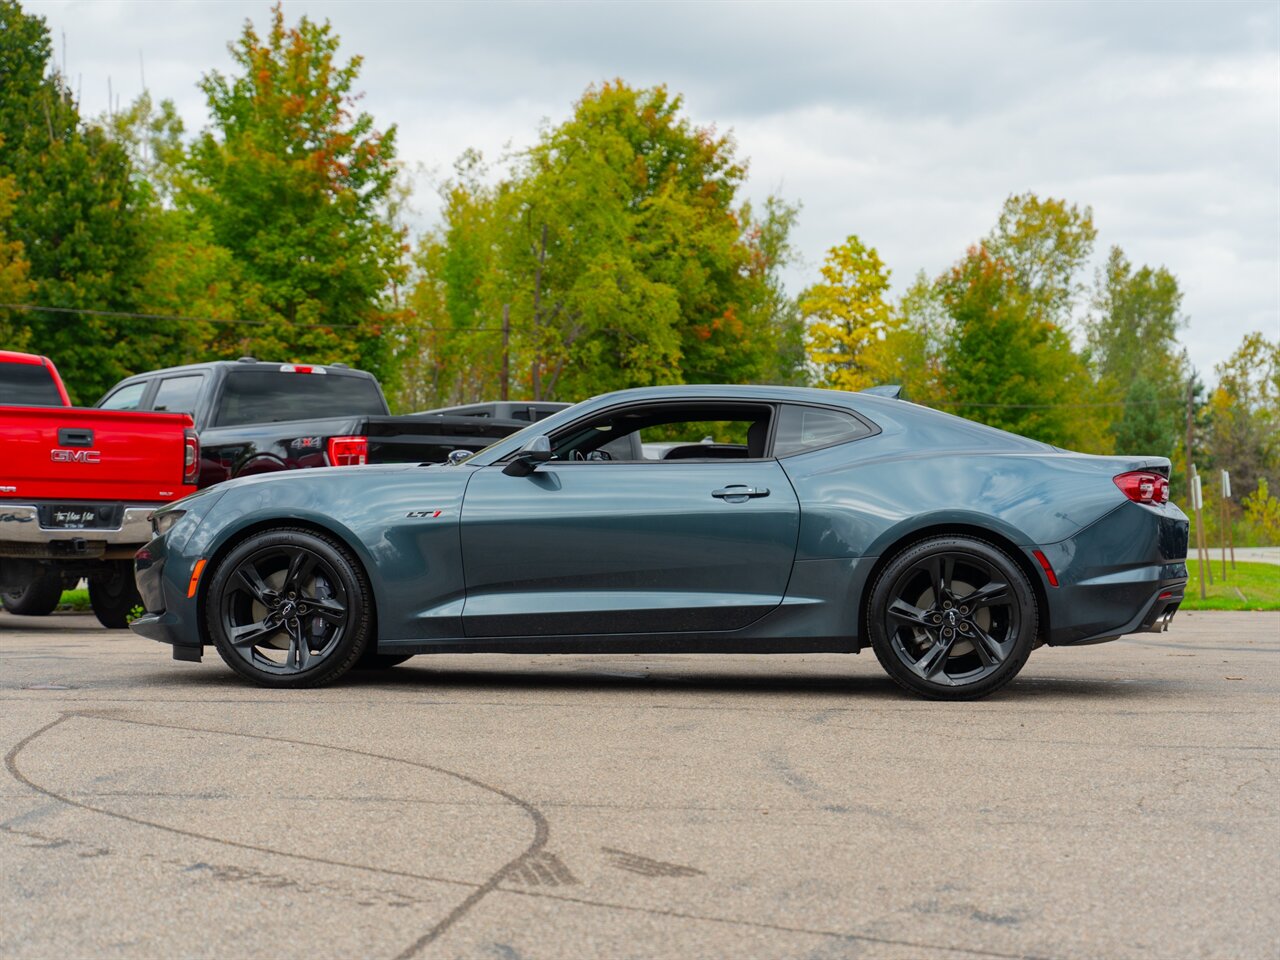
[502,434,553,477]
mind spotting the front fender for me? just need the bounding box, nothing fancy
[184,465,473,641]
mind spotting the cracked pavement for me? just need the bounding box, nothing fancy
[1,609,1277,959]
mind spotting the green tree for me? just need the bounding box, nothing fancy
[860,271,950,407]
[1086,246,1187,457]
[408,81,800,403]
[412,151,513,406]
[801,235,895,391]
[738,196,806,386]
[180,3,407,378]
[986,192,1097,324]
[1204,332,1280,502]
[0,170,34,350]
[938,245,1107,451]
[0,1,154,401]
[506,81,796,399]
[932,193,1109,451]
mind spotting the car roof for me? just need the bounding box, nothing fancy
[0,350,52,366]
[111,360,378,381]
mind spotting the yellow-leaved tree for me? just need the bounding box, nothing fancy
[801,235,896,391]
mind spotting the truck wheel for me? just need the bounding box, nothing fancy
[1,573,64,616]
[89,561,143,630]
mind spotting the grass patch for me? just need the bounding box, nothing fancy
[1179,560,1280,611]
[58,588,91,612]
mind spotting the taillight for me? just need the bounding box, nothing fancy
[1114,471,1169,505]
[327,436,367,466]
[183,429,199,485]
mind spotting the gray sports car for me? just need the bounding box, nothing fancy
[132,385,1190,699]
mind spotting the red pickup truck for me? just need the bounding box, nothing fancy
[0,351,197,627]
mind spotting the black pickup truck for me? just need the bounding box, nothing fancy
[94,359,544,484]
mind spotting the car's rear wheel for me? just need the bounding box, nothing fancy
[868,536,1036,700]
[89,561,143,629]
[2,572,65,616]
[206,528,372,688]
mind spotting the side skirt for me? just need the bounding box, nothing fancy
[377,634,856,656]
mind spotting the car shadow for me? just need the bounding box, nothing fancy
[138,657,1175,702]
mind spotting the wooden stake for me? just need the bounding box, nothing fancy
[1220,481,1228,581]
[1191,466,1207,599]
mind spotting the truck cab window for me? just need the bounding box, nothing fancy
[98,381,148,411]
[151,375,204,417]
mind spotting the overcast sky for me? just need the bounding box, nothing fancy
[29,0,1280,381]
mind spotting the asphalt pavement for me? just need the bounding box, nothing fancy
[1,610,1277,960]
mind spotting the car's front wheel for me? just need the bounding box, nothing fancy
[206,528,372,688]
[868,536,1037,700]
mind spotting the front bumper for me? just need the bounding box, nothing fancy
[132,529,206,661]
[0,502,158,558]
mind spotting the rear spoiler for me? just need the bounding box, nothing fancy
[859,385,903,399]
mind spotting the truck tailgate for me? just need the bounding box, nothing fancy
[364,415,528,464]
[1,406,195,502]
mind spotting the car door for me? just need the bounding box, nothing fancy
[459,409,800,639]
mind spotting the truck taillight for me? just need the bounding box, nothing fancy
[327,436,367,466]
[183,430,200,485]
[1114,471,1169,505]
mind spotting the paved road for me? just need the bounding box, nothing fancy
[2,611,1277,960]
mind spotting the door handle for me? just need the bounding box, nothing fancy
[712,485,770,503]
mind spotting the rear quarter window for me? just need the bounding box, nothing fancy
[0,362,65,406]
[773,404,873,457]
[214,370,388,426]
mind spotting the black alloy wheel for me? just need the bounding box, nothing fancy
[868,536,1037,700]
[2,572,64,616]
[89,561,144,629]
[206,528,372,688]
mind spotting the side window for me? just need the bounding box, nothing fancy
[98,381,149,411]
[550,404,772,462]
[151,375,204,415]
[773,405,871,457]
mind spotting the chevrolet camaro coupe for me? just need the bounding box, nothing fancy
[131,385,1190,699]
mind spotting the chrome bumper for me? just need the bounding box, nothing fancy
[0,503,157,557]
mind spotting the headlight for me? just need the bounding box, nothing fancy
[152,509,187,537]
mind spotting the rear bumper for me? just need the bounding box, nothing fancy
[1034,500,1190,646]
[0,502,158,558]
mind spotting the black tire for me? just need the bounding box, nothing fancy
[1,573,64,616]
[206,527,372,688]
[867,536,1037,701]
[353,650,413,670]
[89,561,143,629]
